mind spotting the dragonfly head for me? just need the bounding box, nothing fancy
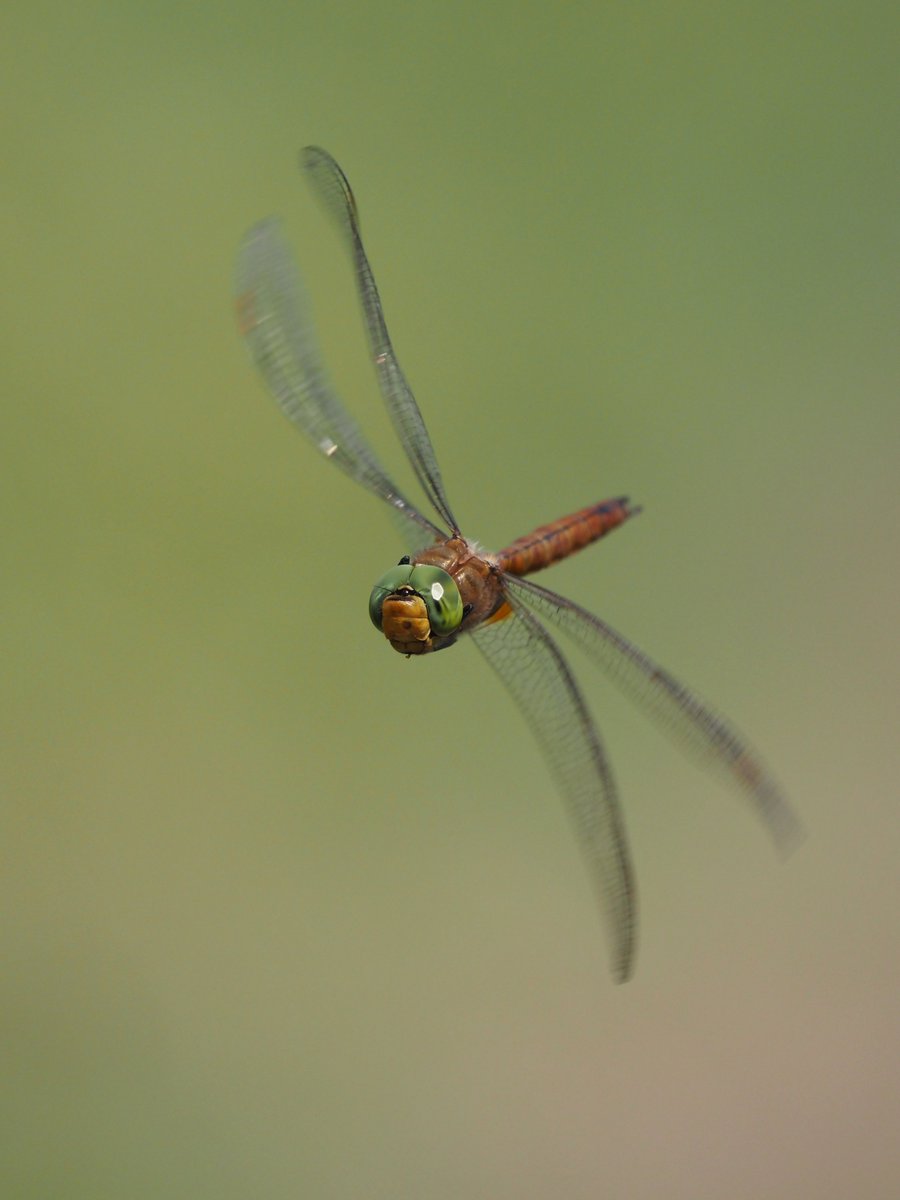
[368,563,464,655]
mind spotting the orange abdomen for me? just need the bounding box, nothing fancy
[496,497,639,577]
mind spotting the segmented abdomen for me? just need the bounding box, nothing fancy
[496,497,639,577]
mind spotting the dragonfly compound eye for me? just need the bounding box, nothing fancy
[411,565,464,636]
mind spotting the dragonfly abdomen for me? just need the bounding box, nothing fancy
[496,498,639,577]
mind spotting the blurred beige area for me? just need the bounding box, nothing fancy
[2,3,898,1197]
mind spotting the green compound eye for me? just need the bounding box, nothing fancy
[368,565,414,629]
[413,565,464,635]
[368,564,464,636]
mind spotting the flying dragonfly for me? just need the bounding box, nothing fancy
[235,146,801,982]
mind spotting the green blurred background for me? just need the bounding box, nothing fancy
[3,3,898,1196]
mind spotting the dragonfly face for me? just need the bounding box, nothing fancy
[236,146,801,982]
[369,562,464,654]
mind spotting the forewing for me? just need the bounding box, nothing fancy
[301,146,460,535]
[503,574,803,852]
[471,605,636,983]
[236,218,443,548]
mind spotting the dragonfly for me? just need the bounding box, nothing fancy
[235,146,801,982]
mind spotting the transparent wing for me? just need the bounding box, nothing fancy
[235,217,444,549]
[301,145,460,535]
[503,574,803,852]
[471,604,636,983]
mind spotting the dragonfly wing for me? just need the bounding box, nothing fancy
[471,603,636,983]
[301,146,460,535]
[503,574,803,852]
[236,217,443,550]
